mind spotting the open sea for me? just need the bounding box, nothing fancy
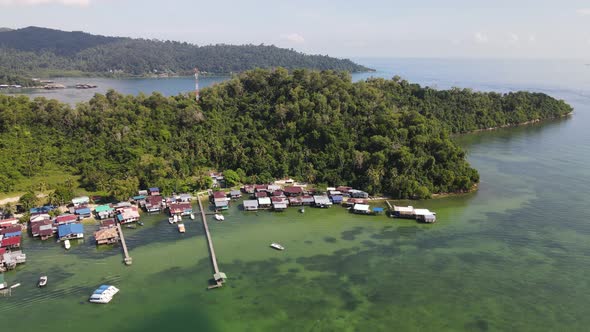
[2,58,590,331]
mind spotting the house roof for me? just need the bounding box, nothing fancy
[39,228,54,236]
[353,204,370,211]
[146,196,163,205]
[243,200,259,208]
[169,202,191,210]
[271,197,288,203]
[94,205,114,213]
[1,236,21,247]
[273,203,288,209]
[272,190,284,197]
[230,190,241,195]
[75,208,92,215]
[56,214,78,223]
[255,191,268,198]
[58,223,84,237]
[94,228,118,241]
[1,226,21,235]
[117,207,140,220]
[72,196,90,204]
[258,197,271,205]
[149,187,160,192]
[413,209,434,216]
[215,200,228,207]
[0,218,18,227]
[331,195,343,202]
[373,207,384,212]
[283,186,303,194]
[213,191,227,199]
[313,196,331,204]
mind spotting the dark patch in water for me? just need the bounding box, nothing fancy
[341,226,364,241]
[324,236,337,243]
[465,319,489,331]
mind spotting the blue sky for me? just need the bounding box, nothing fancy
[1,0,590,59]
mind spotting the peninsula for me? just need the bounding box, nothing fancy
[0,68,572,199]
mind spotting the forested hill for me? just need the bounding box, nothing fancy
[0,69,572,199]
[0,27,370,76]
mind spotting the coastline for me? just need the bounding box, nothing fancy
[458,111,573,135]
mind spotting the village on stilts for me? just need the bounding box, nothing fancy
[0,171,436,297]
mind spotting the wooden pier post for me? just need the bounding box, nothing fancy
[197,194,226,289]
[116,224,133,265]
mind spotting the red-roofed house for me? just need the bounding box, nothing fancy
[1,236,21,249]
[283,186,304,197]
[0,218,18,228]
[55,214,78,225]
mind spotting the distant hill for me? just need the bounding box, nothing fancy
[0,28,13,33]
[0,27,371,77]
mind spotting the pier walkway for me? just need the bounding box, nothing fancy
[116,224,133,265]
[197,195,226,289]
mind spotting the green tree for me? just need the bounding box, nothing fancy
[223,169,241,187]
[19,191,38,211]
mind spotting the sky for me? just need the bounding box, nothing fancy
[1,0,590,59]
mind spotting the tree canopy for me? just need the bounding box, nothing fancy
[0,27,371,77]
[0,68,572,198]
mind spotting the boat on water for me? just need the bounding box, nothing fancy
[270,243,285,251]
[190,213,195,220]
[214,214,224,221]
[138,221,144,226]
[89,285,119,304]
[299,208,305,213]
[38,276,48,288]
[64,239,71,250]
[168,217,175,224]
[125,224,137,229]
[178,223,186,233]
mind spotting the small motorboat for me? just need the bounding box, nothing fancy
[89,285,119,304]
[125,224,137,229]
[214,214,224,221]
[168,217,175,224]
[299,208,305,213]
[190,213,195,220]
[64,239,71,250]
[178,223,186,233]
[138,221,144,226]
[270,243,285,251]
[175,214,182,222]
[38,276,48,288]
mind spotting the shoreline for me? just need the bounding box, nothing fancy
[457,111,573,135]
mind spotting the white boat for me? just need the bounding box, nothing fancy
[38,276,48,288]
[299,208,305,213]
[270,243,285,250]
[168,217,175,224]
[214,214,224,221]
[178,223,186,233]
[89,285,119,304]
[64,239,71,250]
[190,213,195,220]
[175,214,181,222]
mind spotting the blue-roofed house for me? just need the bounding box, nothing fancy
[30,205,56,214]
[148,187,160,196]
[373,207,384,214]
[74,207,92,219]
[58,223,84,241]
[72,196,90,207]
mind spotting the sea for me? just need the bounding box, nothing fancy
[1,58,590,331]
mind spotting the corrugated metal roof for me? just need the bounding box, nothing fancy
[58,223,84,237]
[353,204,370,211]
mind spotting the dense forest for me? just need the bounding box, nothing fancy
[0,69,572,199]
[0,74,37,87]
[0,27,370,77]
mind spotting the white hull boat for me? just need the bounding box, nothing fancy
[190,213,195,220]
[64,239,71,250]
[214,214,224,221]
[38,276,48,287]
[270,243,285,250]
[89,285,119,304]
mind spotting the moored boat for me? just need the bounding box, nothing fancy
[89,285,119,304]
[168,217,175,224]
[38,276,48,287]
[64,239,71,250]
[214,214,224,221]
[299,208,305,213]
[178,223,185,233]
[190,213,195,220]
[270,242,285,250]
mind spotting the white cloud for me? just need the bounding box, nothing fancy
[474,32,488,43]
[0,0,90,6]
[577,8,590,16]
[281,33,305,44]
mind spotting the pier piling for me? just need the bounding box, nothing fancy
[116,224,133,265]
[197,195,226,289]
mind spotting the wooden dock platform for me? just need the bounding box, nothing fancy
[197,195,226,289]
[116,224,133,265]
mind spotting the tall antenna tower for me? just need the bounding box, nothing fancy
[194,67,200,102]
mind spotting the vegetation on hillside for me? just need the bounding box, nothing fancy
[0,69,572,199]
[0,27,370,77]
[0,73,37,87]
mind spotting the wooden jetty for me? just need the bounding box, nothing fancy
[197,195,226,289]
[116,224,133,265]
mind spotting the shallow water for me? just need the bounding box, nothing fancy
[2,58,590,331]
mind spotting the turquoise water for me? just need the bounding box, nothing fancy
[2,59,590,331]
